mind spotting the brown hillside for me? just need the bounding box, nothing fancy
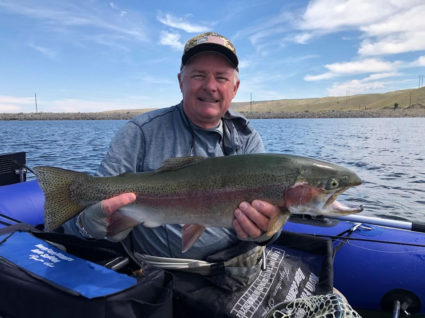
[231,87,425,113]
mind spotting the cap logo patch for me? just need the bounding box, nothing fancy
[196,36,209,45]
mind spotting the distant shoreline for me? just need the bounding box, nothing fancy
[0,107,424,120]
[240,107,425,119]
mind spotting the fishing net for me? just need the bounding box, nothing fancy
[265,293,362,318]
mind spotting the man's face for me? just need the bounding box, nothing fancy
[178,52,240,129]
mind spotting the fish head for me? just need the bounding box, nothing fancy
[283,156,363,216]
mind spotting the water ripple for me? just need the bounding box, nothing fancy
[252,117,425,222]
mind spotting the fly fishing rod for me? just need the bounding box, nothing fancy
[329,214,425,233]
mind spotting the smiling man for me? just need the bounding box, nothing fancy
[64,32,282,260]
[178,48,240,128]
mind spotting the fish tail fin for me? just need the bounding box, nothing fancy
[33,166,87,231]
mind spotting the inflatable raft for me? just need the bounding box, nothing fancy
[0,179,424,316]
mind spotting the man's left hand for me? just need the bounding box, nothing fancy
[233,200,281,239]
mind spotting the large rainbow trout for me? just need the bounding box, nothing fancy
[34,154,362,252]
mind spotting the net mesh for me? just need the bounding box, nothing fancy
[265,293,362,318]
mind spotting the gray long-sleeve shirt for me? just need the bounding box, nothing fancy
[67,102,265,259]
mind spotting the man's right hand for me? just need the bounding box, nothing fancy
[77,193,137,241]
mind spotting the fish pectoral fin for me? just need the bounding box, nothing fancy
[155,156,207,173]
[181,224,206,253]
[107,212,140,238]
[118,204,162,228]
[266,209,290,237]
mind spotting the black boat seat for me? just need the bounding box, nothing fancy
[0,152,27,186]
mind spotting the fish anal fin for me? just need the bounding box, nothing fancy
[181,224,205,253]
[155,156,206,173]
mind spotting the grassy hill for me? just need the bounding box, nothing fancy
[1,87,424,120]
[231,86,425,113]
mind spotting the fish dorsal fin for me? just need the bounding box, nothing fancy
[155,156,206,173]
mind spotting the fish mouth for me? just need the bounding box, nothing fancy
[323,186,363,215]
[285,183,363,216]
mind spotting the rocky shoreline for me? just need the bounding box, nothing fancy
[0,107,424,121]
[240,107,425,119]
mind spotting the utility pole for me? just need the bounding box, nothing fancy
[346,89,350,106]
[250,93,252,113]
[34,93,38,113]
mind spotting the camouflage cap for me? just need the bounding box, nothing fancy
[181,32,238,70]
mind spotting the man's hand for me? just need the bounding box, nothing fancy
[78,193,137,241]
[233,200,281,240]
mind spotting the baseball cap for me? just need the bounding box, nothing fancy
[181,32,239,70]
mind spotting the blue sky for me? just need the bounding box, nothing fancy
[1,0,425,113]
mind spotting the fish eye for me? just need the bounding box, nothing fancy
[327,178,339,189]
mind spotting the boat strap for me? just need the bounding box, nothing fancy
[134,244,266,278]
[332,223,364,258]
[0,222,38,236]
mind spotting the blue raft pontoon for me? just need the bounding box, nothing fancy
[1,179,424,317]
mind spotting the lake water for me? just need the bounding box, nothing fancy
[1,118,424,222]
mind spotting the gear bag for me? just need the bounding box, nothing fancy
[158,231,335,318]
[0,223,173,318]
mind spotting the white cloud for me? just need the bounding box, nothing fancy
[0,95,128,113]
[327,70,405,96]
[359,4,425,36]
[416,56,425,66]
[0,1,148,47]
[28,43,57,59]
[0,104,22,112]
[109,2,127,17]
[156,12,209,33]
[326,59,396,74]
[359,31,425,56]
[294,32,313,44]
[299,0,396,31]
[362,72,401,81]
[0,95,35,113]
[298,0,425,56]
[328,79,389,96]
[305,58,397,81]
[304,72,334,81]
[0,94,181,113]
[159,31,184,50]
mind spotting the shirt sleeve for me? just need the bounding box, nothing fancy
[243,129,265,154]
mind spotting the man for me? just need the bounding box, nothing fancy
[64,32,281,260]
